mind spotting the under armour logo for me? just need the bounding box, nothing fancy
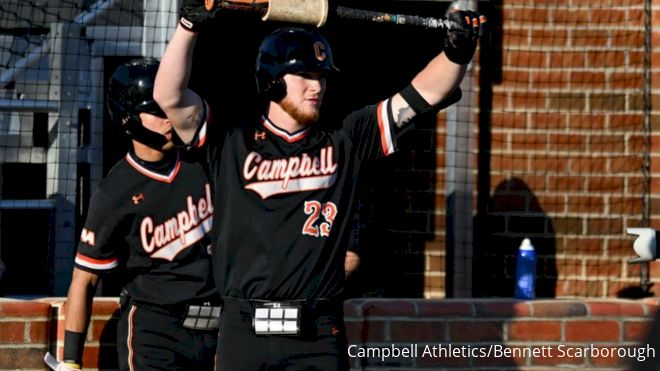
[132,193,144,204]
[255,131,266,141]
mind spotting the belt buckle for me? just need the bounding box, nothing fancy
[252,302,301,335]
[182,303,222,330]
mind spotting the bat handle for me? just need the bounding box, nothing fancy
[333,6,458,29]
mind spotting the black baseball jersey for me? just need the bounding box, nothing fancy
[74,149,216,306]
[201,98,399,300]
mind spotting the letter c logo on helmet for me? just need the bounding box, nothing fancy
[314,41,327,62]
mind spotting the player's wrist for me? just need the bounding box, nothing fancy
[63,330,85,367]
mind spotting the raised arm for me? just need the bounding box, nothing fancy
[154,0,218,144]
[389,10,486,127]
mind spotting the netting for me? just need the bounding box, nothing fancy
[0,0,652,298]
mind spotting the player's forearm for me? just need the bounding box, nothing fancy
[154,24,199,111]
[64,269,99,333]
[411,52,466,106]
[154,25,205,142]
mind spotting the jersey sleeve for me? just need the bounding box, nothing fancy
[344,98,399,161]
[173,100,211,150]
[74,188,124,273]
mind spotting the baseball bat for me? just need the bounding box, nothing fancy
[218,0,458,29]
[43,352,59,370]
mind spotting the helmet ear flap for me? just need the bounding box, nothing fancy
[261,77,286,102]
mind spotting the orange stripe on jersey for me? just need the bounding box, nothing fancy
[377,100,395,156]
[196,101,210,148]
[75,253,119,270]
[126,151,181,183]
[261,116,311,143]
[127,305,136,371]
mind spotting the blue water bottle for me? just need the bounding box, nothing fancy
[514,238,537,299]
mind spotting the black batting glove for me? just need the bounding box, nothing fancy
[180,0,221,33]
[443,10,486,65]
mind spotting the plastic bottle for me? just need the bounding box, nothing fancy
[514,238,537,299]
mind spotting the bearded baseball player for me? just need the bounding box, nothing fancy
[57,58,219,371]
[154,0,485,369]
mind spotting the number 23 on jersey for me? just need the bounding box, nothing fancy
[302,200,338,237]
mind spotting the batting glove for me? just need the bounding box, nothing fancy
[56,362,82,371]
[443,10,487,65]
[180,0,221,32]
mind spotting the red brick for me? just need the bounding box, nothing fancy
[0,347,49,369]
[610,197,643,215]
[623,320,656,342]
[449,321,503,342]
[0,322,25,343]
[531,345,586,366]
[90,318,118,342]
[565,320,620,341]
[492,111,527,129]
[510,133,547,151]
[500,70,531,89]
[91,299,121,315]
[587,176,624,192]
[549,51,586,67]
[416,349,471,368]
[549,134,586,152]
[551,9,588,25]
[511,91,548,109]
[584,260,623,277]
[389,320,446,342]
[586,218,623,235]
[568,196,605,214]
[531,301,588,317]
[474,301,532,317]
[586,51,626,68]
[560,280,605,297]
[0,301,51,317]
[589,345,630,367]
[609,72,644,89]
[530,112,567,129]
[362,300,416,317]
[345,320,386,342]
[588,302,646,317]
[416,300,473,317]
[507,320,562,341]
[472,348,527,368]
[27,320,49,344]
[531,29,569,46]
[570,71,607,88]
[531,70,569,89]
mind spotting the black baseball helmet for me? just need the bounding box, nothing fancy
[255,28,339,102]
[107,58,170,150]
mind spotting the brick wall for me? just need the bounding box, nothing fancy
[0,299,51,370]
[408,0,660,298]
[1,298,657,370]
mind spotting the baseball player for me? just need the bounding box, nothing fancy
[154,1,485,369]
[57,58,219,371]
